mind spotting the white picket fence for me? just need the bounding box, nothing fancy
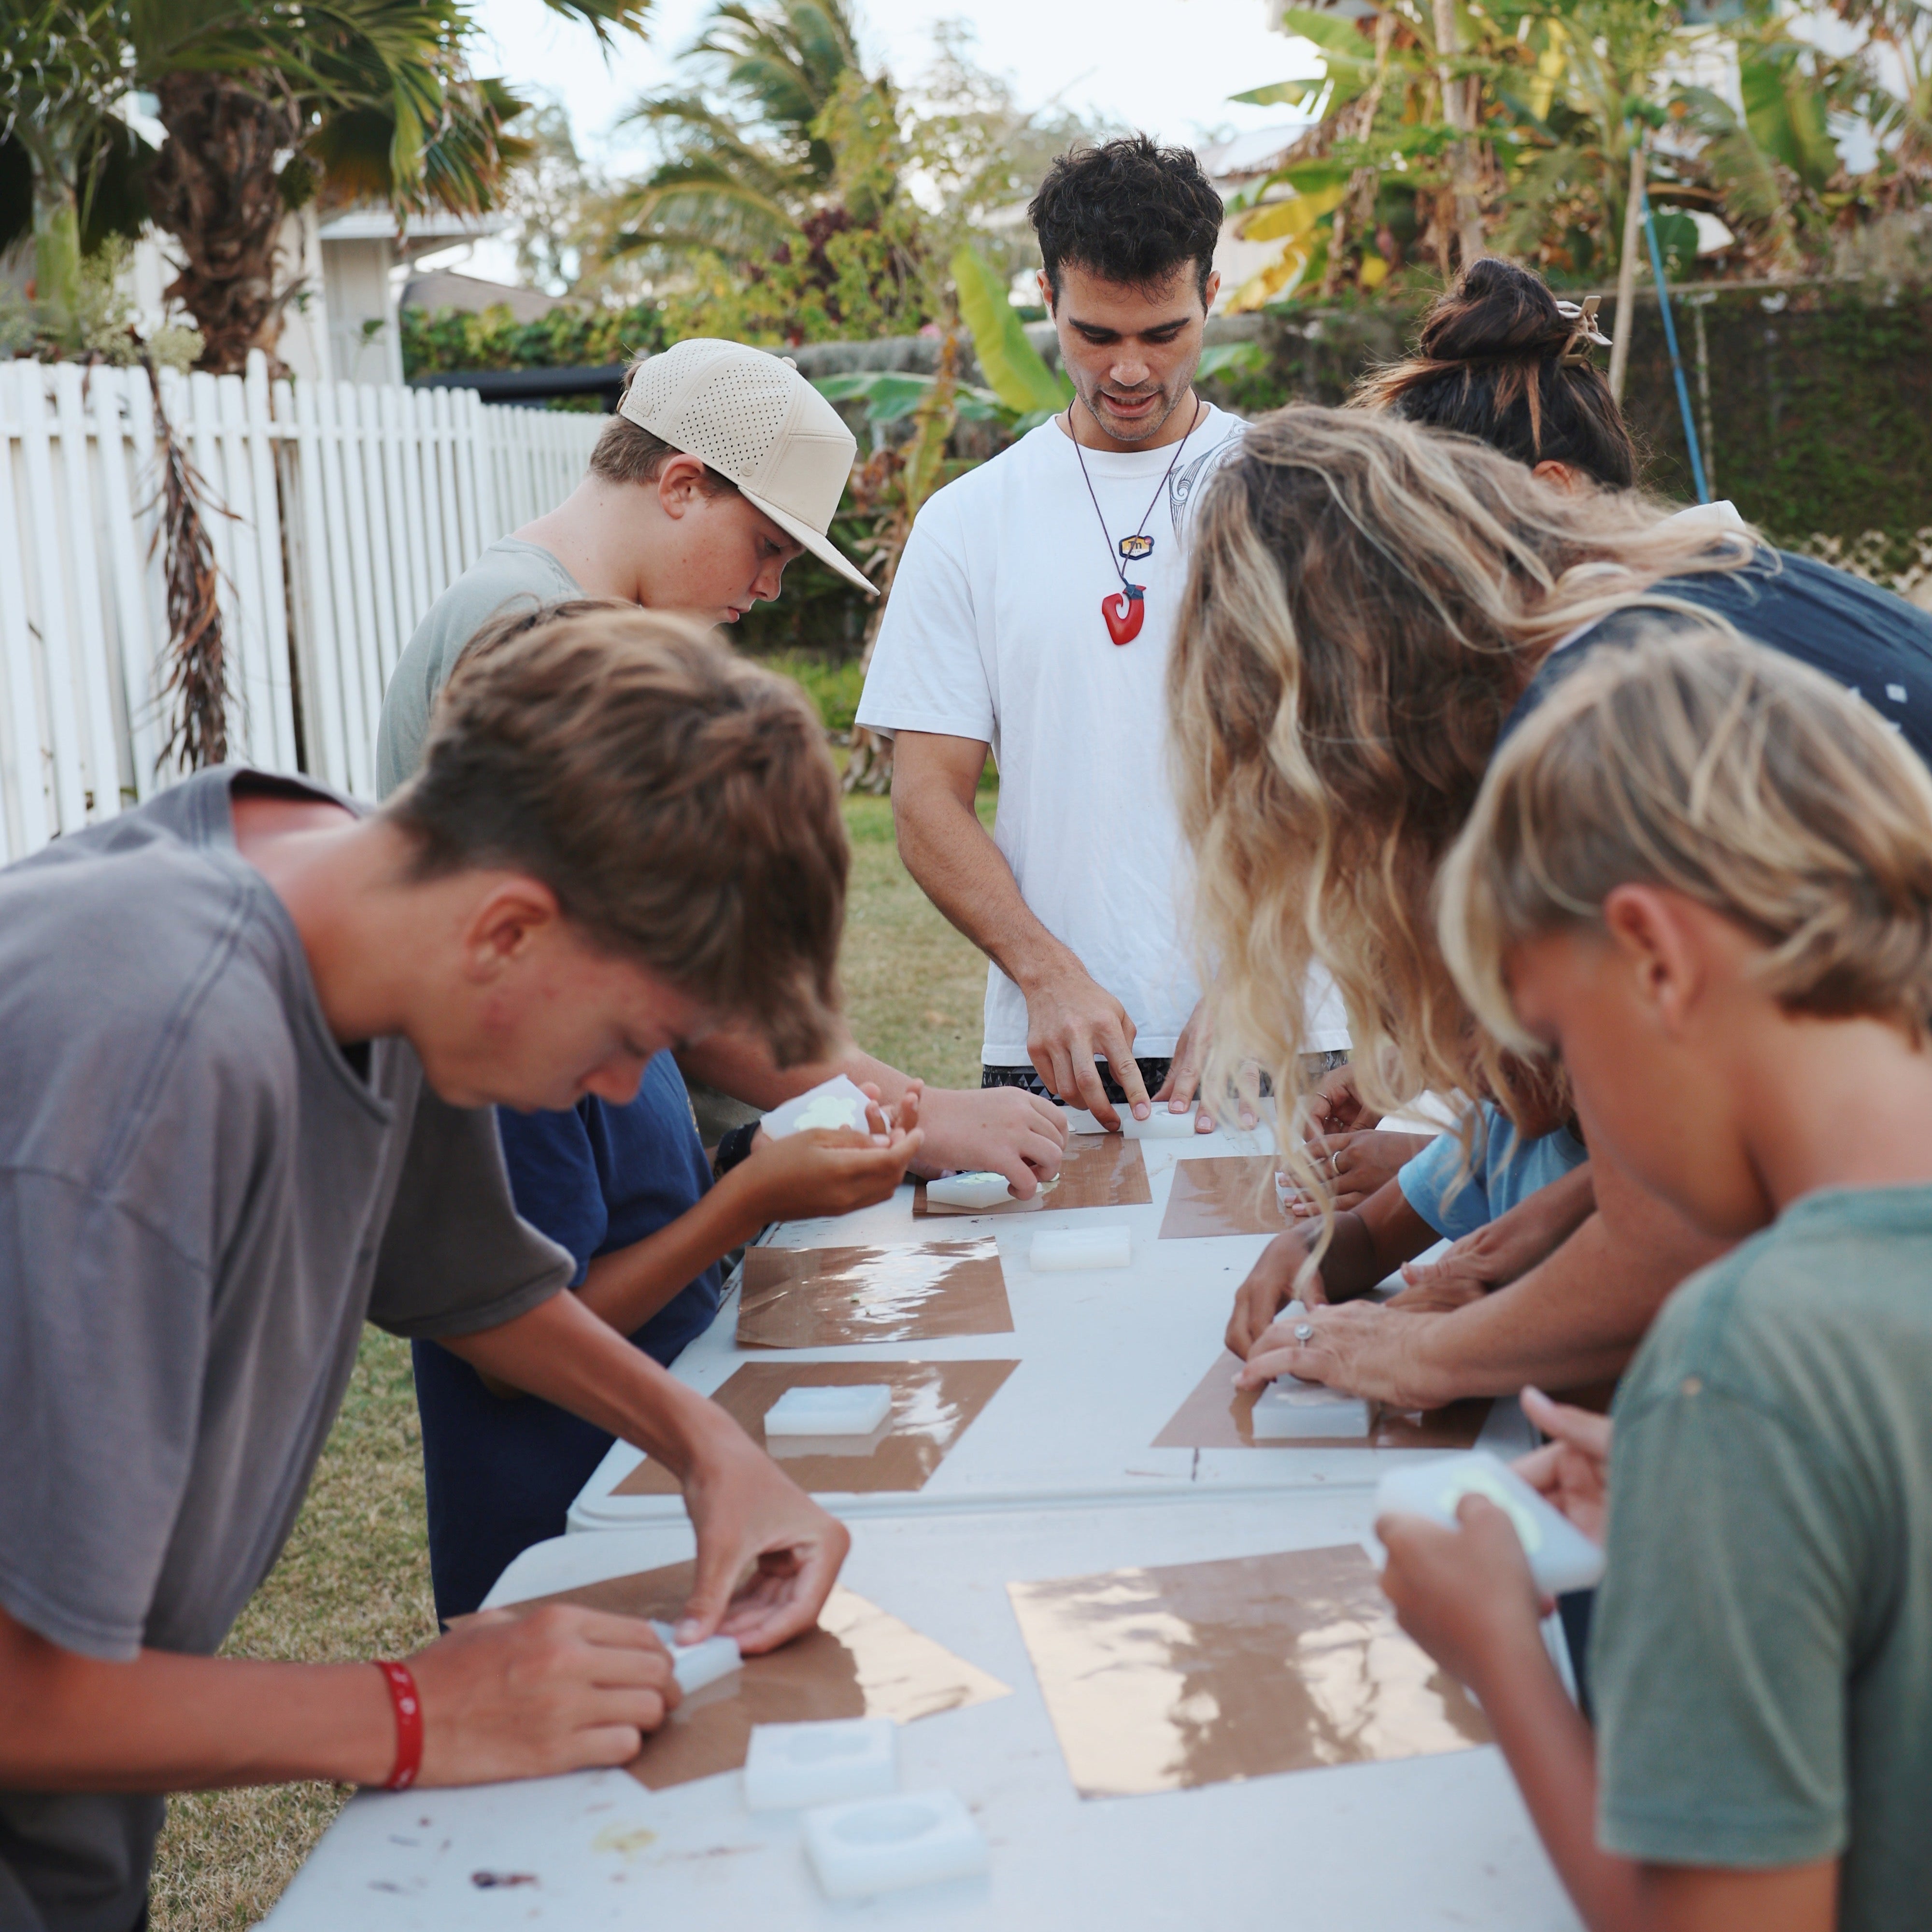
[0,351,600,862]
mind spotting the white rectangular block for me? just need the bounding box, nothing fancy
[1135,1107,1203,1138]
[762,1074,874,1139]
[648,1621,743,1695]
[765,1384,894,1438]
[1031,1226,1132,1272]
[925,1170,1013,1210]
[1377,1450,1606,1595]
[1250,1378,1372,1440]
[743,1717,897,1811]
[803,1789,989,1901]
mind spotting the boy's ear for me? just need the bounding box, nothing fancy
[461,877,563,980]
[654,453,712,520]
[1600,884,1705,1034]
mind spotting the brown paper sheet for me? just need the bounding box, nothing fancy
[1153,1350,1492,1450]
[1008,1543,1489,1799]
[914,1132,1151,1217]
[1157,1154,1296,1239]
[503,1563,1009,1791]
[736,1238,1013,1348]
[613,1359,1019,1497]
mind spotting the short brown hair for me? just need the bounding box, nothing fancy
[588,359,740,495]
[388,605,846,1065]
[1441,626,1932,1051]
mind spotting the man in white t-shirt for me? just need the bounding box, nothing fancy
[857,136,1349,1129]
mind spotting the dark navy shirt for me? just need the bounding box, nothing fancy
[413,1050,724,1619]
[1503,548,1932,769]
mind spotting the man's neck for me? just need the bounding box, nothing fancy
[515,478,651,604]
[1060,389,1204,456]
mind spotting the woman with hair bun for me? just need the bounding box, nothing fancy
[1169,403,1932,1410]
[1352,256,1636,489]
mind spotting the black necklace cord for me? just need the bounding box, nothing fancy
[1069,394,1205,589]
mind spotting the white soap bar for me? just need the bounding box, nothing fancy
[1250,1378,1372,1439]
[744,1717,897,1811]
[1377,1450,1606,1595]
[803,1789,988,1900]
[762,1074,874,1139]
[1136,1107,1203,1138]
[648,1621,743,1695]
[765,1384,894,1438]
[925,1170,1013,1209]
[1030,1225,1132,1271]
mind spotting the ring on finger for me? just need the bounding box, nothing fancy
[1293,1321,1315,1343]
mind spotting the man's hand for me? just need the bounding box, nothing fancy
[1376,1496,1549,1690]
[1389,1165,1597,1311]
[1279,1130,1435,1217]
[1151,1001,1219,1133]
[1226,1232,1323,1355]
[1237,1299,1450,1409]
[676,1425,852,1654]
[911,1085,1066,1196]
[738,1123,924,1223]
[1514,1387,1612,1544]
[412,1606,680,1784]
[1023,959,1148,1131]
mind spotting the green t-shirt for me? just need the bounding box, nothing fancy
[1591,1185,1932,1928]
[375,537,583,798]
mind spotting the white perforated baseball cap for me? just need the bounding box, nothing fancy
[618,338,876,596]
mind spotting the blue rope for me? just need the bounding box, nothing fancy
[1640,187,1711,504]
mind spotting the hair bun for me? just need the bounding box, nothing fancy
[1417,257,1575,365]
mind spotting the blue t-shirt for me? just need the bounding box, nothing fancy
[1396,1103,1589,1243]
[413,1051,724,1619]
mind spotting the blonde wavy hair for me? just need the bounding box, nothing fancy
[1167,403,1759,1145]
[1440,626,1932,1052]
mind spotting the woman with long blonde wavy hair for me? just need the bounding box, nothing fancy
[1171,402,1932,1407]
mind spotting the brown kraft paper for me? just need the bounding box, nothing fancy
[498,1562,1009,1792]
[1008,1542,1489,1799]
[736,1238,1013,1348]
[1152,1350,1492,1450]
[914,1131,1151,1217]
[613,1359,1020,1497]
[1157,1154,1297,1239]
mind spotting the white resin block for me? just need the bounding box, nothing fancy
[648,1621,743,1695]
[1136,1107,1202,1138]
[764,1384,894,1438]
[1377,1450,1605,1595]
[1250,1378,1372,1440]
[743,1718,897,1812]
[925,1170,1013,1210]
[1030,1226,1132,1272]
[803,1789,989,1901]
[762,1074,874,1139]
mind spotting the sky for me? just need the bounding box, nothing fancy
[470,0,1320,172]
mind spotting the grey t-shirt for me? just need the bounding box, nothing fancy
[375,537,582,798]
[1592,1186,1932,1929]
[0,771,572,1932]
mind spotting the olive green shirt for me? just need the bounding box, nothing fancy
[375,537,582,798]
[1592,1185,1932,1929]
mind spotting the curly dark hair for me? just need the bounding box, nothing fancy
[1028,135,1224,305]
[1350,257,1639,488]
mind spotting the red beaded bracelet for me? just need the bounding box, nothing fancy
[373,1660,424,1790]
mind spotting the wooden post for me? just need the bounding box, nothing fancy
[1608,132,1647,404]
[1433,0,1486,269]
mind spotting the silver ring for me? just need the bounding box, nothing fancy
[1293,1321,1315,1344]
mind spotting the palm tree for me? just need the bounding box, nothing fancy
[607,0,873,262]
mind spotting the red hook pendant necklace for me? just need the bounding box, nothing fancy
[1070,396,1203,646]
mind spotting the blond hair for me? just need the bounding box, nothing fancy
[1167,403,1759,1136]
[1439,627,1932,1053]
[389,605,847,1066]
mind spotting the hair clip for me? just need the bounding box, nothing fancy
[1555,295,1611,363]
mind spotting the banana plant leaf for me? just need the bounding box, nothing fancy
[813,369,1009,425]
[951,243,1070,418]
[1195,341,1268,381]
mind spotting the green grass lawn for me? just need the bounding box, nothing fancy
[149,786,995,1929]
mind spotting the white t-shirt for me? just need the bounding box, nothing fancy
[857,407,1350,1066]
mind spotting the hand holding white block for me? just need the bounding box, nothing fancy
[648,1621,743,1695]
[1250,1378,1372,1439]
[764,1384,894,1438]
[744,1718,897,1811]
[803,1789,989,1900]
[1376,1450,1606,1594]
[1030,1225,1132,1271]
[762,1074,875,1139]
